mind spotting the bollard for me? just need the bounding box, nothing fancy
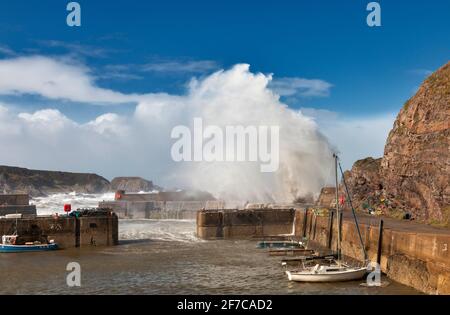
[377,220,384,265]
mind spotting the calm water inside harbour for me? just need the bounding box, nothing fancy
[0,220,420,295]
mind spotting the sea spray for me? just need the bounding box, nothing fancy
[1,64,335,204]
[163,64,335,202]
[32,192,115,215]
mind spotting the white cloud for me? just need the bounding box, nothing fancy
[270,77,333,97]
[86,113,130,136]
[142,60,219,74]
[36,40,113,58]
[0,55,142,104]
[98,64,143,81]
[0,45,16,56]
[302,107,396,171]
[19,109,75,132]
[0,103,21,135]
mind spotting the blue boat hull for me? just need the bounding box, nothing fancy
[0,243,59,253]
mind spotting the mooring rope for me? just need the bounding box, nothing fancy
[338,161,368,262]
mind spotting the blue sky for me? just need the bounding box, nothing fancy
[1,0,449,117]
[0,0,448,189]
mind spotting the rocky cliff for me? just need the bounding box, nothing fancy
[0,165,111,197]
[381,62,450,225]
[341,62,450,226]
[111,177,157,192]
[341,157,384,213]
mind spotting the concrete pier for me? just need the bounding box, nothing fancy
[100,191,222,220]
[296,209,450,295]
[196,207,450,294]
[0,213,118,249]
[196,208,296,239]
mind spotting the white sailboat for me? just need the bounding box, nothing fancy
[286,154,368,283]
[286,263,367,282]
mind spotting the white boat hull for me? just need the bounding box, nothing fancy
[286,267,367,282]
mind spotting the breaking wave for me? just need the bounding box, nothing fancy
[32,193,200,243]
[32,192,115,215]
[119,219,200,243]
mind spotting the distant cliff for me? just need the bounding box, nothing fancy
[111,177,157,192]
[0,165,111,197]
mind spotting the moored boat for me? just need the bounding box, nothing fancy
[0,209,60,253]
[285,154,369,283]
[286,264,367,282]
[1,225,59,254]
[0,242,59,253]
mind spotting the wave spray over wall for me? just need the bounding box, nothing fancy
[161,64,335,203]
[0,62,334,204]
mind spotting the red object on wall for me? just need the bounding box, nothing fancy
[339,196,346,206]
[64,204,72,213]
[115,191,123,200]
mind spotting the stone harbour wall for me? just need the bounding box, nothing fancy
[0,215,118,249]
[196,208,296,239]
[196,207,450,294]
[295,209,450,295]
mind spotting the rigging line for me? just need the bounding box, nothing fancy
[338,161,368,262]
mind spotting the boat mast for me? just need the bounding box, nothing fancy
[334,154,342,263]
[338,162,368,262]
[15,208,18,236]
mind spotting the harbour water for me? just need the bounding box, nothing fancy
[0,219,420,295]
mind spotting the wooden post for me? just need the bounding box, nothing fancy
[312,215,317,240]
[302,209,308,238]
[377,220,384,265]
[308,211,314,237]
[327,210,334,249]
[338,211,344,258]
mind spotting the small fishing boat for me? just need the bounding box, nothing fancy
[0,235,59,253]
[286,154,368,283]
[0,213,59,253]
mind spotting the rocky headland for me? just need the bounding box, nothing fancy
[341,62,450,226]
[110,177,159,192]
[0,165,110,197]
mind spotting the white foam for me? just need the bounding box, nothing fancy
[32,193,201,243]
[32,192,115,215]
[120,220,201,243]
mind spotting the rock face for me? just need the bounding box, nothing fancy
[341,158,385,214]
[341,63,450,225]
[0,165,110,197]
[110,177,156,192]
[381,62,450,225]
